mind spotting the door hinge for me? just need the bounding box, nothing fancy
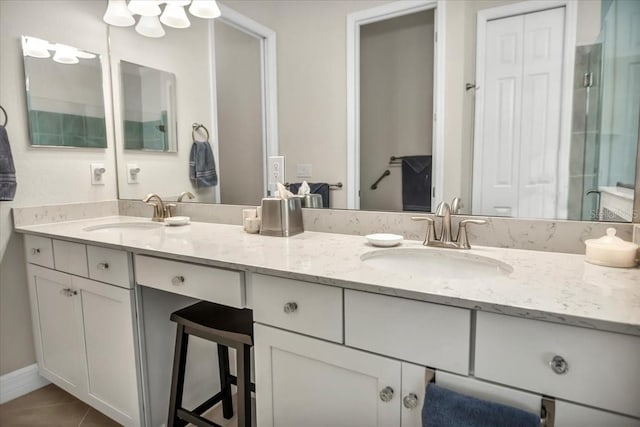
[434,31,437,43]
[583,72,594,88]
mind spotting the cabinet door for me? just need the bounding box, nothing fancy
[27,265,86,398]
[75,276,141,427]
[255,324,401,427]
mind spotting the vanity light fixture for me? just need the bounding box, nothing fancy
[22,37,50,58]
[22,36,97,64]
[103,0,221,38]
[52,44,80,64]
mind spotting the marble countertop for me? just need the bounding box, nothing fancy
[15,216,640,336]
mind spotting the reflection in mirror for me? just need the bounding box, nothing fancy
[120,61,177,152]
[22,36,107,148]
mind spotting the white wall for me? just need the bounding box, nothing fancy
[110,15,215,202]
[0,0,117,375]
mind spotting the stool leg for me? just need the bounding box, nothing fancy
[217,344,233,419]
[168,324,189,427]
[236,344,252,427]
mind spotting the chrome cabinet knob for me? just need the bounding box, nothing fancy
[31,248,40,255]
[172,276,185,286]
[379,386,394,402]
[283,302,298,314]
[549,355,569,374]
[403,393,419,409]
[97,262,109,270]
[61,288,77,297]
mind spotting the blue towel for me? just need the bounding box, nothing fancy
[287,182,330,208]
[189,141,218,187]
[401,155,431,212]
[0,126,17,201]
[422,384,540,427]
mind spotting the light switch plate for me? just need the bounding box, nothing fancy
[297,163,312,178]
[268,156,285,186]
[127,163,140,184]
[90,163,106,185]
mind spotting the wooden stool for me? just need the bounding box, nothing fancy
[167,301,254,427]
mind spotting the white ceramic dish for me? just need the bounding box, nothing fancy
[366,233,403,247]
[165,216,191,226]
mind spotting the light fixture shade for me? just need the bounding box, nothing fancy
[128,0,162,17]
[135,15,166,38]
[189,0,221,19]
[23,37,51,58]
[103,0,135,26]
[160,3,191,28]
[53,44,79,64]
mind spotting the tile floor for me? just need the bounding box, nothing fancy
[0,384,255,427]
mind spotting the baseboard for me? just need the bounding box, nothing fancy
[0,364,50,404]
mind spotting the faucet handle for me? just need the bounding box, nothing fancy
[456,219,487,249]
[164,203,177,218]
[411,216,436,246]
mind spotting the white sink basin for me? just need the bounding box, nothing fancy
[83,222,164,232]
[361,248,512,279]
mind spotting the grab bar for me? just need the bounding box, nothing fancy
[370,170,390,190]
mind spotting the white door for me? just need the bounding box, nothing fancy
[473,7,565,218]
[401,363,428,427]
[27,265,86,398]
[76,276,141,427]
[255,324,401,427]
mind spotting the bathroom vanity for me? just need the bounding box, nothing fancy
[14,214,640,427]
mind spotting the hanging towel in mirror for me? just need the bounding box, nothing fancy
[0,126,17,201]
[422,383,540,427]
[287,182,330,208]
[189,141,218,187]
[401,155,431,212]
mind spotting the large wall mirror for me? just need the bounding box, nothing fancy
[105,0,638,223]
[22,36,107,148]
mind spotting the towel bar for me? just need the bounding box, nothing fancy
[0,105,7,127]
[284,182,343,190]
[423,368,556,427]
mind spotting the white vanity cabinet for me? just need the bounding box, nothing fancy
[24,237,141,427]
[255,324,427,427]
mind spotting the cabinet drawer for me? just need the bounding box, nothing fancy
[345,290,470,374]
[555,400,640,427]
[475,311,640,417]
[135,255,244,308]
[87,246,131,288]
[24,235,54,268]
[53,240,87,277]
[252,274,343,343]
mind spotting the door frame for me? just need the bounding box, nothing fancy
[346,0,446,209]
[472,0,577,218]
[210,4,279,201]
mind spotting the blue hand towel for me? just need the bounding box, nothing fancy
[402,155,431,212]
[0,126,17,201]
[422,384,540,427]
[287,182,330,208]
[189,141,218,188]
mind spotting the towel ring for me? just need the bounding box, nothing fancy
[192,123,209,142]
[0,105,7,127]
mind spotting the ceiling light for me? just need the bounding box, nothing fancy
[23,37,51,58]
[128,0,162,17]
[160,2,191,29]
[53,44,79,64]
[189,0,221,19]
[135,15,166,38]
[103,0,135,27]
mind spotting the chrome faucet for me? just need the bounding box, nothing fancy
[411,198,487,249]
[177,191,195,202]
[143,193,167,222]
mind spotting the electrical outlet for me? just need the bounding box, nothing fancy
[297,163,312,178]
[127,163,140,184]
[268,156,285,186]
[90,163,106,185]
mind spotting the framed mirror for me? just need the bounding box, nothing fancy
[22,35,107,148]
[120,61,177,152]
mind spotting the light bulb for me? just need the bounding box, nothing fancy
[135,15,166,38]
[103,0,135,26]
[53,44,79,64]
[189,0,220,19]
[128,0,162,17]
[160,3,191,28]
[23,37,51,58]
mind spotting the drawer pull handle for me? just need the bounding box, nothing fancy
[549,355,569,375]
[31,248,41,255]
[97,262,109,270]
[379,386,394,402]
[61,288,77,297]
[283,302,298,314]
[172,276,185,286]
[403,393,419,409]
